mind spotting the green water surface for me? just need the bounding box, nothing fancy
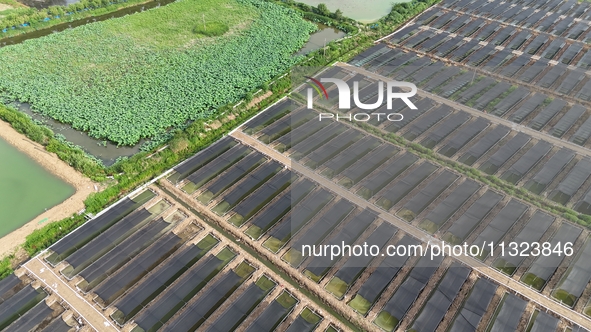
[0,137,74,238]
[299,0,409,23]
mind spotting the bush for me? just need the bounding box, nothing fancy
[23,215,86,255]
[0,257,12,280]
[0,105,105,181]
[193,21,229,37]
[0,107,51,144]
[169,130,190,153]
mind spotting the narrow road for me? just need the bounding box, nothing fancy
[334,62,591,160]
[231,130,591,329]
[24,256,119,332]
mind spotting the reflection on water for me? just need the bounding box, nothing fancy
[17,103,141,166]
[297,24,346,56]
[298,0,408,23]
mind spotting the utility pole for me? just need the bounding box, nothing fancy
[324,38,326,58]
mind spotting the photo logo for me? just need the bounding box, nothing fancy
[305,76,329,100]
[306,77,418,111]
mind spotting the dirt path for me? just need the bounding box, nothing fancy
[0,120,97,258]
[230,130,591,329]
[23,256,119,332]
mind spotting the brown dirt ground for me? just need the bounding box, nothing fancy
[248,91,273,109]
[0,120,97,258]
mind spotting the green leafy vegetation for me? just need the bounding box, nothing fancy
[0,0,316,145]
[193,21,230,37]
[378,0,439,30]
[23,214,87,256]
[0,0,24,7]
[0,0,25,18]
[0,255,13,280]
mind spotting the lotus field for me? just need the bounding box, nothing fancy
[0,0,316,145]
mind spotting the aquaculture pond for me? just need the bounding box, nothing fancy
[297,24,346,55]
[299,0,408,22]
[0,137,74,238]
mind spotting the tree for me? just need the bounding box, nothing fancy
[31,12,46,22]
[317,3,331,17]
[169,130,189,153]
[66,4,78,13]
[297,3,311,12]
[333,9,343,20]
[48,6,62,16]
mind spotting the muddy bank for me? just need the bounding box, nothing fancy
[0,120,98,258]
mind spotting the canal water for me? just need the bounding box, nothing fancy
[1,0,176,47]
[16,103,142,166]
[0,137,74,238]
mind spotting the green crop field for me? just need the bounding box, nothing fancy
[0,0,316,145]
